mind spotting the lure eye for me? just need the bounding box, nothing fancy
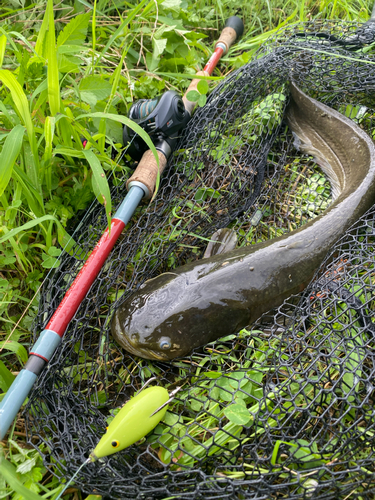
[111,440,120,448]
[159,337,171,350]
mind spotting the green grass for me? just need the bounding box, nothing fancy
[0,0,374,498]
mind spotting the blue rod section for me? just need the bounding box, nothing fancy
[30,329,62,359]
[112,185,145,224]
[0,370,38,440]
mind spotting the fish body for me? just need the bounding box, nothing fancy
[111,82,375,361]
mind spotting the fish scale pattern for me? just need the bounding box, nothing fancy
[29,20,375,500]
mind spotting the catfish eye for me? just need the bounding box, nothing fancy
[159,337,171,350]
[111,440,120,448]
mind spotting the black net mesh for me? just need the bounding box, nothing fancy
[27,20,375,499]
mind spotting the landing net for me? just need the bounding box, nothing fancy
[29,20,375,499]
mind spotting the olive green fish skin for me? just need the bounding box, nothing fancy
[112,82,375,361]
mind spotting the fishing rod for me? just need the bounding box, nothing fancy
[0,16,244,441]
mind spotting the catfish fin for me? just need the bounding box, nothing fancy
[203,228,237,259]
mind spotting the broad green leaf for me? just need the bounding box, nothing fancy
[41,254,60,269]
[0,124,24,197]
[48,245,62,257]
[0,340,28,363]
[59,115,74,148]
[57,45,85,55]
[0,360,15,392]
[57,12,91,47]
[153,37,167,60]
[186,90,200,102]
[79,76,112,106]
[198,94,207,107]
[83,149,112,227]
[197,79,209,94]
[16,456,38,474]
[149,37,167,70]
[224,404,251,425]
[47,0,60,116]
[204,371,223,379]
[53,146,92,158]
[23,141,40,196]
[0,34,6,68]
[57,53,80,73]
[0,454,45,500]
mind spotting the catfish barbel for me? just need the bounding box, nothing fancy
[111,82,375,360]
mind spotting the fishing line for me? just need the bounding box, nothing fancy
[55,458,91,500]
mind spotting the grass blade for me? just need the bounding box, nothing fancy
[43,116,55,192]
[12,164,44,216]
[0,453,45,500]
[76,111,159,163]
[94,0,150,69]
[0,124,24,197]
[0,69,34,141]
[0,214,74,247]
[0,69,40,175]
[83,149,112,227]
[46,0,60,116]
[0,340,28,364]
[0,34,6,68]
[34,1,49,58]
[0,360,15,392]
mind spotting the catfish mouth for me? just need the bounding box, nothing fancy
[117,332,169,361]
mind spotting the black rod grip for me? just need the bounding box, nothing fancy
[225,16,244,39]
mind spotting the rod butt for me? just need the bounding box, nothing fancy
[224,16,244,39]
[0,369,38,440]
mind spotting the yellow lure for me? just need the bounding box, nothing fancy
[90,386,169,461]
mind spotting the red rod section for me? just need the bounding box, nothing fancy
[47,218,125,336]
[203,47,224,75]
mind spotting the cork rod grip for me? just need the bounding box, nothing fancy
[126,149,168,199]
[217,16,244,52]
[215,26,238,53]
